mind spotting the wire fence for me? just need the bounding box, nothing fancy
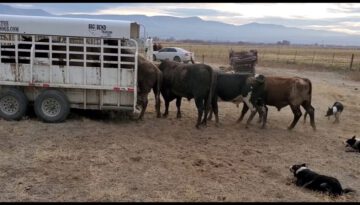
[159,42,360,71]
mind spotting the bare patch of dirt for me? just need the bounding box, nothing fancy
[0,65,359,202]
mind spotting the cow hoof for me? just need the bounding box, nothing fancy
[157,114,161,118]
[176,115,182,119]
[287,127,293,131]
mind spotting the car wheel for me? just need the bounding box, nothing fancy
[34,89,70,123]
[0,87,28,120]
[174,56,181,62]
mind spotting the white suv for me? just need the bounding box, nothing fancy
[153,47,195,63]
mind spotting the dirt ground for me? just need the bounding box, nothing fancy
[0,65,359,202]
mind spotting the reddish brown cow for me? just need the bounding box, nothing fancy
[238,76,316,130]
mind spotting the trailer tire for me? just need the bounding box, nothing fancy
[34,90,70,123]
[0,87,28,121]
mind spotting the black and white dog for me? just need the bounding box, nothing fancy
[345,136,360,152]
[325,102,344,123]
[289,163,354,196]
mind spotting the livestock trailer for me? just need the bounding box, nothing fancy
[0,14,141,122]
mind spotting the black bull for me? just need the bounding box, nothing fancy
[158,60,216,128]
[207,72,267,128]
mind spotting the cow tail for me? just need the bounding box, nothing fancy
[303,78,312,121]
[207,67,217,111]
[156,70,162,111]
[306,78,312,104]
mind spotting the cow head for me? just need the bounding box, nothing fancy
[247,74,266,105]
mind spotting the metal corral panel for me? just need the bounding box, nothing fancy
[0,14,139,39]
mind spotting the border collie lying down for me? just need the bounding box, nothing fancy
[289,163,355,196]
[345,136,360,152]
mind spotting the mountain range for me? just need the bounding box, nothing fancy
[1,4,360,46]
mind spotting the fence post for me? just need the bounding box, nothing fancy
[311,51,316,65]
[331,53,335,65]
[277,48,280,62]
[202,54,204,64]
[349,53,354,70]
[293,50,297,63]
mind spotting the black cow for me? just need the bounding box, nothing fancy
[158,60,216,129]
[208,72,266,128]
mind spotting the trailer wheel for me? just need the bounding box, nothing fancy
[34,90,70,123]
[0,88,28,121]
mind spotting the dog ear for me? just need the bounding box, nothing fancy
[301,163,306,167]
[352,136,356,139]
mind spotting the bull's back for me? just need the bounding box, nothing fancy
[160,62,213,98]
[216,74,250,101]
[265,77,312,108]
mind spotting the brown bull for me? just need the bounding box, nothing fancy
[103,40,162,120]
[238,76,316,130]
[121,49,162,120]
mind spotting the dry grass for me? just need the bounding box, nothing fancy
[159,42,360,72]
[0,65,360,202]
[347,71,360,81]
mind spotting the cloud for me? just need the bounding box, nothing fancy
[165,8,241,17]
[3,3,34,8]
[3,3,360,35]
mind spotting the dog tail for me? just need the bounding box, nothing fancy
[343,188,355,194]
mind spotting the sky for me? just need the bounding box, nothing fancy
[4,3,360,35]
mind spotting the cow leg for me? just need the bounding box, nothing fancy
[163,99,170,118]
[138,94,149,120]
[303,111,308,124]
[288,105,302,130]
[245,110,257,128]
[257,111,262,124]
[237,103,249,123]
[260,105,268,129]
[195,97,205,129]
[302,102,316,131]
[207,106,213,121]
[176,97,182,118]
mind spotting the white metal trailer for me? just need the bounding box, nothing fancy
[0,14,141,122]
